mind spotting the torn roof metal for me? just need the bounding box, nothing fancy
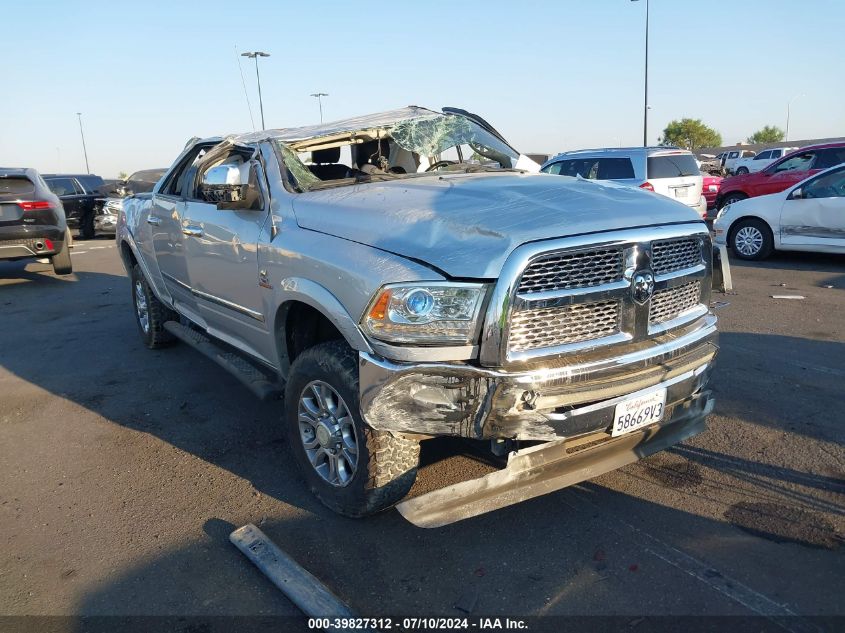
[230,106,441,146]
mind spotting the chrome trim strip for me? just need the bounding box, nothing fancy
[648,304,708,336]
[479,223,711,367]
[515,278,630,304]
[192,287,266,322]
[541,364,707,421]
[161,271,265,323]
[507,332,633,364]
[161,271,192,292]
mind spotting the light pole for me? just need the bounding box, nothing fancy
[785,93,804,141]
[310,92,329,123]
[241,51,270,129]
[76,112,90,174]
[632,0,649,146]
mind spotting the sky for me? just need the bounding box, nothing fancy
[1,0,843,177]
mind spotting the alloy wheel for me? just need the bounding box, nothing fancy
[297,380,359,487]
[735,226,764,257]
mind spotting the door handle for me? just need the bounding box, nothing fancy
[146,216,162,226]
[182,224,204,237]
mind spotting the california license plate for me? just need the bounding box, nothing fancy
[673,187,689,198]
[612,388,667,437]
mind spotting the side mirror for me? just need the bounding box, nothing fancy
[199,164,258,209]
[788,187,803,200]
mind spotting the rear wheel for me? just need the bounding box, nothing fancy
[284,340,420,517]
[730,218,773,260]
[131,264,176,348]
[51,238,73,275]
[735,167,749,175]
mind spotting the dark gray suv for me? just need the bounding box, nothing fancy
[0,167,72,275]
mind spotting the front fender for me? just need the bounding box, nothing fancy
[273,277,374,376]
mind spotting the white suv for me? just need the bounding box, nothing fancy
[541,147,707,218]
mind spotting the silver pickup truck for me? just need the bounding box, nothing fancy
[119,106,727,528]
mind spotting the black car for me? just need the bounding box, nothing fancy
[42,173,106,239]
[0,168,72,275]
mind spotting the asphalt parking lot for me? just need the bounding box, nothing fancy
[0,238,843,629]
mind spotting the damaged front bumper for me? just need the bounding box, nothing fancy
[396,392,713,527]
[359,314,718,442]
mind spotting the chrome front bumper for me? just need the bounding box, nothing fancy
[359,314,718,441]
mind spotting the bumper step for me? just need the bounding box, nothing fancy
[163,321,282,402]
[396,392,713,528]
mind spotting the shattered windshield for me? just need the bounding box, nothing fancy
[273,113,522,192]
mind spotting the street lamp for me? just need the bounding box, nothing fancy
[310,92,329,123]
[785,93,804,141]
[241,51,271,129]
[76,112,90,174]
[631,0,649,147]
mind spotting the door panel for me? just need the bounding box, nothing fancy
[182,200,271,362]
[780,169,845,250]
[150,194,199,318]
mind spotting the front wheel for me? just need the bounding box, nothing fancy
[719,192,748,209]
[735,167,749,175]
[730,218,774,260]
[284,340,420,517]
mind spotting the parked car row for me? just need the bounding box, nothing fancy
[714,162,845,260]
[716,142,845,209]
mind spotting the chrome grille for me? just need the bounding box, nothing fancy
[652,238,702,275]
[491,226,712,365]
[508,301,619,352]
[650,281,701,325]
[518,248,623,294]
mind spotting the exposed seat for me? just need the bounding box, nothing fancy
[308,147,349,180]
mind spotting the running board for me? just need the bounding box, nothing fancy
[163,321,283,402]
[396,393,713,528]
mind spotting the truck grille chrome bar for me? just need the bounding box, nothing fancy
[479,223,713,367]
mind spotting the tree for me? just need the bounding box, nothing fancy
[659,119,722,150]
[747,125,785,144]
[118,171,128,180]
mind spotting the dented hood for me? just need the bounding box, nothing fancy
[291,172,703,279]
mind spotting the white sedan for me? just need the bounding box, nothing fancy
[713,163,845,260]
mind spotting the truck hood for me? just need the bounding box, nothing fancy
[291,172,703,278]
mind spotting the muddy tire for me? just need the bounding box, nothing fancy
[284,340,420,517]
[51,238,73,275]
[131,264,177,349]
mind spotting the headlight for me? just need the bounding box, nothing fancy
[716,204,730,220]
[362,282,486,345]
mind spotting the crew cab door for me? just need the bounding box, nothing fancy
[141,143,217,324]
[780,164,845,251]
[181,145,273,363]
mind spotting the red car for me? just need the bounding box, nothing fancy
[701,173,722,210]
[715,142,845,209]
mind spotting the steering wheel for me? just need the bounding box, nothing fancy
[425,160,457,172]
